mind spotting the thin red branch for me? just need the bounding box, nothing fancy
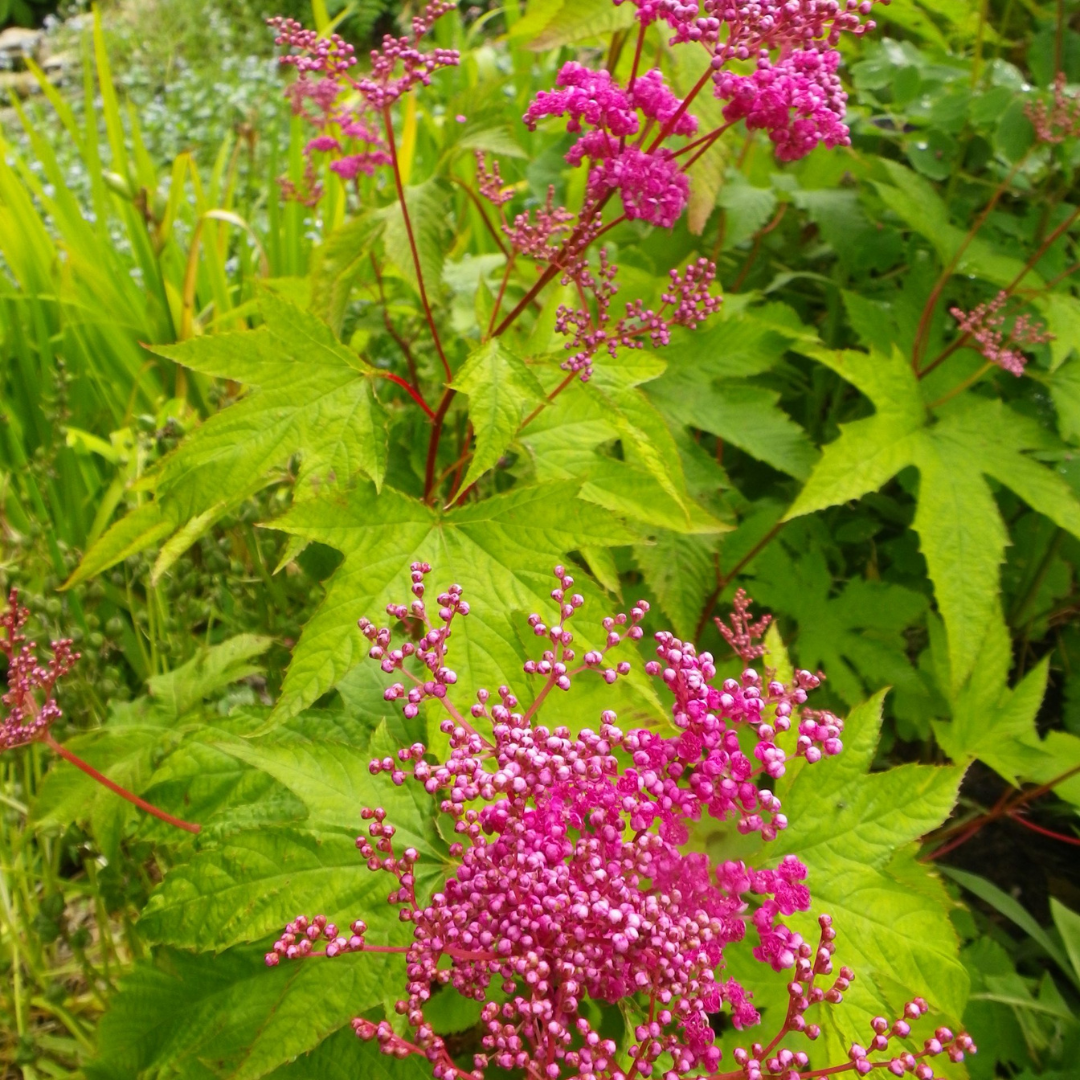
[382,105,452,381]
[43,731,201,834]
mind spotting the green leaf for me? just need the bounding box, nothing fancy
[911,439,1008,694]
[86,946,395,1080]
[747,541,929,707]
[932,610,1048,781]
[784,347,923,520]
[265,482,660,724]
[875,161,1040,288]
[788,347,1080,689]
[578,461,728,535]
[652,379,819,480]
[1038,293,1080,372]
[1047,356,1080,442]
[33,725,167,859]
[939,867,1080,991]
[450,340,545,490]
[266,1027,429,1080]
[1049,899,1080,984]
[139,826,396,952]
[63,500,175,589]
[646,310,820,480]
[219,719,444,865]
[140,711,444,952]
[147,635,272,719]
[633,531,719,639]
[378,181,449,301]
[309,213,384,337]
[147,291,388,523]
[767,693,969,1036]
[512,0,634,49]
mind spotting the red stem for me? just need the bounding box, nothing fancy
[377,372,436,420]
[1007,811,1080,845]
[382,105,452,382]
[646,67,712,154]
[912,160,1025,370]
[423,387,456,503]
[43,731,200,834]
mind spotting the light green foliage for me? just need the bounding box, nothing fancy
[86,946,398,1080]
[265,482,666,723]
[789,346,1080,690]
[450,341,546,490]
[771,694,969,1042]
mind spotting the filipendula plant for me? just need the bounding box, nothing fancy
[264,566,974,1080]
[262,0,879,503]
[1,590,200,833]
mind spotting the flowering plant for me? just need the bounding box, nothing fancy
[1,591,199,832]
[265,568,974,1080]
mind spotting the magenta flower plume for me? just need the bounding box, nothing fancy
[1,589,78,750]
[1,590,200,833]
[1025,73,1080,145]
[715,49,850,162]
[554,253,722,381]
[949,292,1053,377]
[266,566,974,1080]
[268,3,458,202]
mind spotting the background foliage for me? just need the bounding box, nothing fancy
[2,1,1080,1078]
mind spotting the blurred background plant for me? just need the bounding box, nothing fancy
[1,0,1080,1078]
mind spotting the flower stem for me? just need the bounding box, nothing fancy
[423,387,457,504]
[376,372,436,420]
[927,361,993,409]
[912,159,1025,369]
[382,105,452,382]
[43,732,201,834]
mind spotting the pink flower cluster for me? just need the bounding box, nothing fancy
[266,567,973,1080]
[554,253,722,380]
[949,292,1053,377]
[1,590,78,751]
[1025,73,1080,145]
[269,4,458,202]
[616,0,881,55]
[715,49,850,162]
[524,62,698,229]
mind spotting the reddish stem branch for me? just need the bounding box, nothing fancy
[43,731,201,834]
[376,372,436,420]
[924,762,1080,861]
[382,105,452,381]
[423,387,457,504]
[693,521,787,642]
[1007,811,1080,846]
[912,160,1025,370]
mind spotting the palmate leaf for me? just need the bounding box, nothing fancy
[69,292,390,585]
[265,1027,429,1080]
[139,714,445,952]
[874,161,1041,289]
[517,360,729,534]
[786,345,1080,690]
[710,694,967,1066]
[450,340,546,490]
[746,540,929,707]
[151,292,389,515]
[85,945,397,1080]
[264,481,667,725]
[773,693,967,1057]
[645,309,820,481]
[931,604,1080,802]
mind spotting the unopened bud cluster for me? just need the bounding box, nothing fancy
[267,568,972,1080]
[1,590,78,750]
